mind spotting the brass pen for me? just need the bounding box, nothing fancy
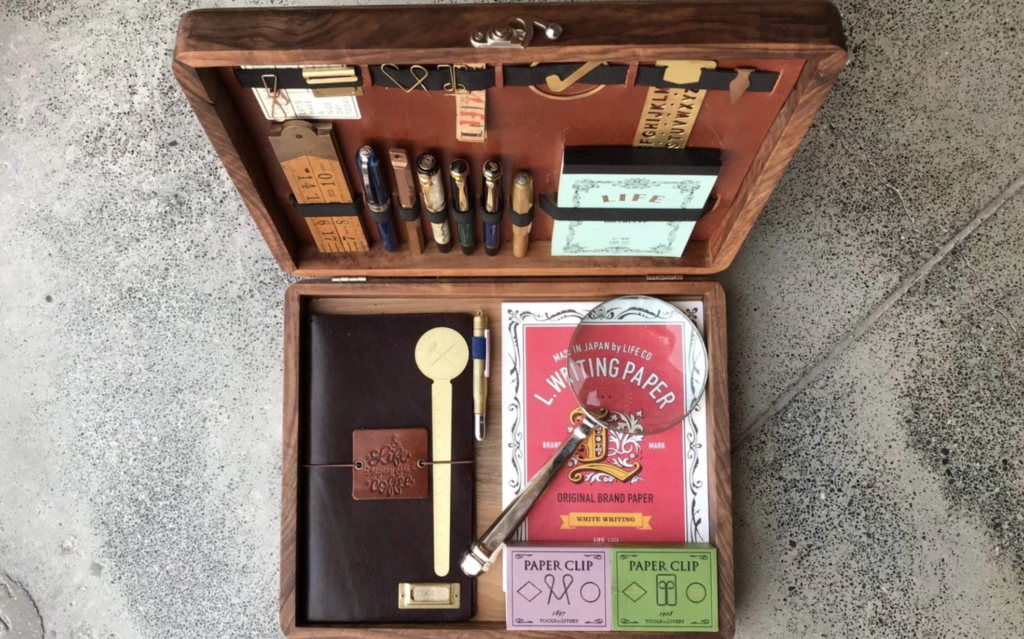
[511,171,534,258]
[472,312,489,441]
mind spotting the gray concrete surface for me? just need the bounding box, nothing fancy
[1,0,1022,637]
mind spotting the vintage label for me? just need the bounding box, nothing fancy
[351,429,428,500]
[506,545,611,630]
[612,547,718,632]
[251,88,361,120]
[455,64,487,143]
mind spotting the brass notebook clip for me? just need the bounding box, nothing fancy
[529,62,606,101]
[301,65,357,85]
[302,65,363,97]
[656,60,713,86]
[544,61,606,92]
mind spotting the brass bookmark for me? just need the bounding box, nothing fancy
[415,328,469,577]
[529,61,607,101]
[632,60,716,149]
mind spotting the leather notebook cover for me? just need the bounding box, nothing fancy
[299,312,475,623]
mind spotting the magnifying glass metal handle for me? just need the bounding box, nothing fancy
[460,417,599,576]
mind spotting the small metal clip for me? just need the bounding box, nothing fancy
[470,15,561,49]
[301,66,362,98]
[260,74,291,122]
[656,60,714,86]
[438,64,468,96]
[380,64,431,95]
[302,65,358,85]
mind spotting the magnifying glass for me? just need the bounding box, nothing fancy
[461,295,708,575]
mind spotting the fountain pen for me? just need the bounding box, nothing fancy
[357,146,398,252]
[481,160,503,256]
[449,159,476,255]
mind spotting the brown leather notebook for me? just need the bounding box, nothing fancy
[299,312,475,623]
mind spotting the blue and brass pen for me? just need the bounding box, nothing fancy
[481,159,503,256]
[449,159,476,255]
[357,146,398,252]
[472,312,489,441]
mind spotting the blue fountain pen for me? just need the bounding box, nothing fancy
[357,146,398,252]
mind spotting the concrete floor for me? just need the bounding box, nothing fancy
[1,0,1022,637]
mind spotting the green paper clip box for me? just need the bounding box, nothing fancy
[612,546,719,632]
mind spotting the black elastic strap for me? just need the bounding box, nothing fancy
[635,67,778,92]
[395,200,421,222]
[451,208,475,225]
[539,193,715,222]
[510,207,534,227]
[235,67,363,90]
[503,64,629,87]
[369,66,495,92]
[367,202,394,224]
[290,194,364,218]
[425,208,449,225]
[481,209,503,225]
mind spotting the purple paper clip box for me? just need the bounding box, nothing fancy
[505,544,611,631]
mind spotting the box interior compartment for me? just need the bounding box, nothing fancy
[281,280,733,637]
[174,1,846,277]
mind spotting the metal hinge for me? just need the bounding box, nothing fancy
[646,275,688,281]
[331,276,367,283]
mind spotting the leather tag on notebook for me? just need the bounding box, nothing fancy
[352,428,428,500]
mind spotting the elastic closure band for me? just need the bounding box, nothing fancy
[369,65,495,92]
[304,459,474,469]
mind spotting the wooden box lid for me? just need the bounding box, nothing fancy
[173,1,846,278]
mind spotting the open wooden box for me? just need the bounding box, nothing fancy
[173,2,846,637]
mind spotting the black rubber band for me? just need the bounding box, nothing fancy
[635,67,779,92]
[510,207,534,227]
[290,194,364,218]
[396,200,421,222]
[365,201,394,224]
[235,67,364,90]
[451,208,475,225]
[502,63,630,87]
[369,66,495,92]
[425,208,449,225]
[481,209,502,225]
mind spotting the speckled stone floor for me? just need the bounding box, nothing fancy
[1,1,1022,638]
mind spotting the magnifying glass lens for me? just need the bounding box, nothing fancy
[566,296,707,435]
